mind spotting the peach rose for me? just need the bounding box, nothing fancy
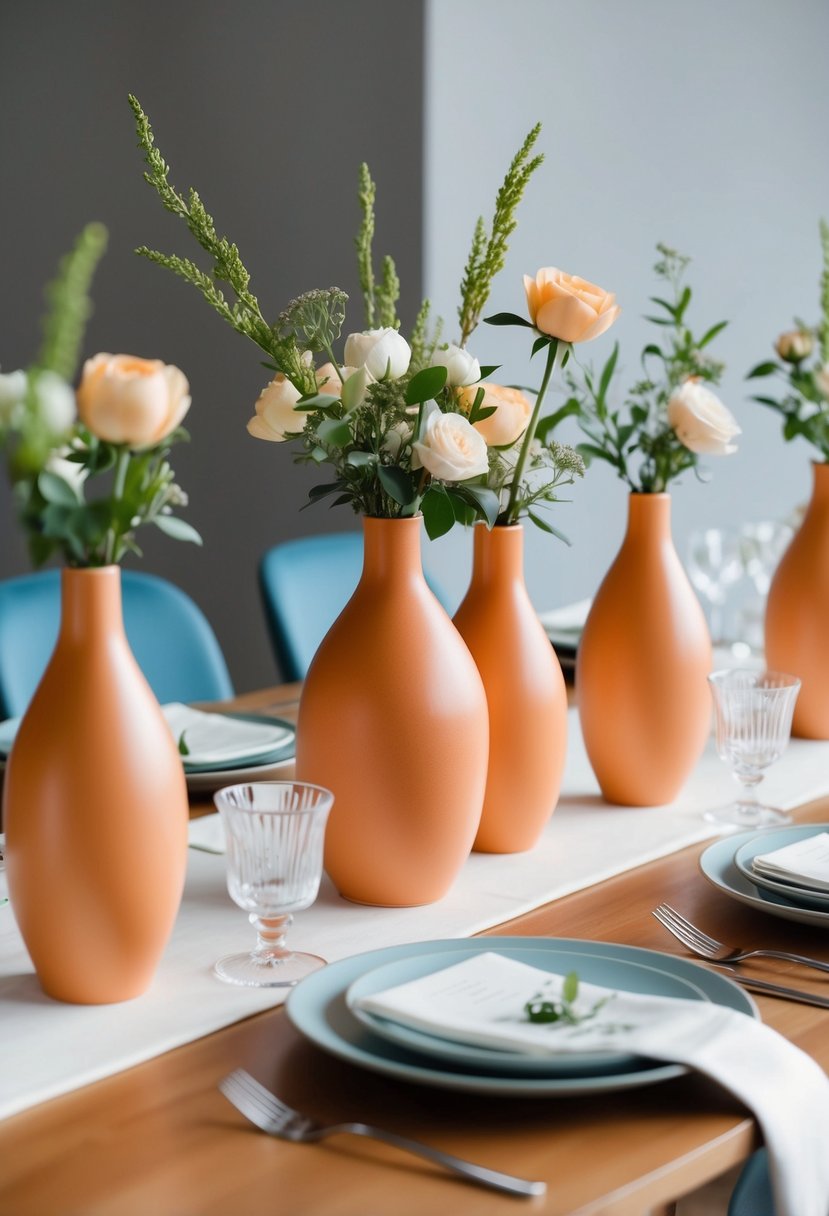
[77,354,191,447]
[247,374,304,442]
[458,383,532,447]
[412,401,488,481]
[523,268,620,344]
[667,379,740,455]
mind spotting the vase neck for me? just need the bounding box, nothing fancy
[625,493,672,544]
[810,461,829,505]
[471,523,524,585]
[59,567,125,644]
[360,516,424,586]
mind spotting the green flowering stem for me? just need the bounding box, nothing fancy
[503,338,567,524]
[103,447,130,565]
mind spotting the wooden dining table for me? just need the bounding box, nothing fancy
[2,681,828,1216]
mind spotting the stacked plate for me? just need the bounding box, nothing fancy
[700,825,829,928]
[0,704,296,796]
[285,937,756,1097]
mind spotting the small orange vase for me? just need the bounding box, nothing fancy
[576,494,712,805]
[453,524,567,853]
[3,567,189,1004]
[765,461,829,738]
[295,516,488,906]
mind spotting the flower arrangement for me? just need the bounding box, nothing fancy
[130,98,593,541]
[0,223,200,567]
[747,220,829,461]
[562,244,739,492]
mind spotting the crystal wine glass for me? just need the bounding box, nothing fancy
[686,528,743,647]
[213,781,334,987]
[705,669,801,829]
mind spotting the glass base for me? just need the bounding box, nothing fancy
[703,802,792,830]
[213,950,327,988]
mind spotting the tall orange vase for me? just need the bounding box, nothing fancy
[576,494,712,805]
[453,524,567,852]
[3,567,189,1004]
[765,461,829,738]
[295,516,488,906]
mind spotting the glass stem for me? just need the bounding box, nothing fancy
[734,772,763,822]
[249,913,293,964]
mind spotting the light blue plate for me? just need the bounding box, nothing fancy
[700,828,829,929]
[286,937,756,1096]
[733,826,829,912]
[180,714,295,773]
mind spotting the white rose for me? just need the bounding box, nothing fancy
[247,374,305,442]
[814,364,829,400]
[412,401,489,481]
[382,420,412,459]
[343,327,411,381]
[35,370,77,433]
[431,343,481,387]
[667,379,740,456]
[0,368,27,426]
[45,450,87,497]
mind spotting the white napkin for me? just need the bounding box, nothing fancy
[753,833,829,893]
[187,814,226,853]
[536,598,591,637]
[162,704,293,767]
[355,952,829,1216]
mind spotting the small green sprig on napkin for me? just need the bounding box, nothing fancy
[524,971,613,1026]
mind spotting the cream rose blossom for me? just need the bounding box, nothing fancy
[667,379,740,455]
[247,374,304,442]
[431,343,481,387]
[524,268,620,344]
[343,327,411,381]
[459,383,532,447]
[814,364,829,400]
[776,330,814,363]
[412,401,488,481]
[77,354,191,447]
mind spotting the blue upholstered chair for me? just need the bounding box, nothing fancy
[0,569,233,719]
[728,1150,775,1216]
[259,531,452,681]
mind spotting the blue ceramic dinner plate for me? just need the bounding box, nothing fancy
[179,714,296,773]
[700,827,829,929]
[285,937,756,1097]
[733,826,829,911]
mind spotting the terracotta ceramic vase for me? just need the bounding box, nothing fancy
[453,524,567,853]
[3,567,189,1004]
[765,461,829,738]
[576,493,712,805]
[295,515,488,906]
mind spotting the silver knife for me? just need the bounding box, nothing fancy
[713,965,829,1009]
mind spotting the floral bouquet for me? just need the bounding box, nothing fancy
[129,97,595,543]
[1,224,200,569]
[747,220,829,460]
[563,244,739,490]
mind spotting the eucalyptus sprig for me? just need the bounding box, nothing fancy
[524,972,612,1026]
[747,220,829,461]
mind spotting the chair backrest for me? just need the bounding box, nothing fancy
[0,569,234,719]
[259,532,452,681]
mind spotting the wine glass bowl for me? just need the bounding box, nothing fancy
[213,781,334,987]
[685,528,743,646]
[705,669,801,829]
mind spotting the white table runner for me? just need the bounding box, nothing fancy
[3,707,829,1121]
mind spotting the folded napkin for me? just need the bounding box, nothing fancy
[355,952,829,1216]
[187,814,226,853]
[752,833,829,893]
[162,704,293,767]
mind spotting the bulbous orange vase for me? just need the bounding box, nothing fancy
[765,461,829,738]
[453,524,567,853]
[576,494,712,805]
[295,516,488,906]
[3,567,189,1004]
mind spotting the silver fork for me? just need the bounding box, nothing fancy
[219,1068,546,1198]
[652,903,829,974]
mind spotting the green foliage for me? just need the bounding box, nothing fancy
[458,124,544,346]
[36,223,108,381]
[355,163,377,328]
[820,218,829,364]
[569,244,729,492]
[524,972,612,1026]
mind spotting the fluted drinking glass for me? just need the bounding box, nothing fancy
[213,781,333,987]
[705,669,800,829]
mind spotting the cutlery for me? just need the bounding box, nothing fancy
[219,1068,546,1198]
[652,903,829,974]
[713,967,829,1009]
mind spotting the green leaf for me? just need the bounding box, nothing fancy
[483,311,534,328]
[448,494,476,526]
[698,320,728,348]
[576,442,620,468]
[421,485,456,540]
[675,285,692,321]
[746,361,779,380]
[308,480,346,499]
[340,371,364,411]
[345,450,377,468]
[316,417,352,446]
[453,482,500,527]
[406,365,447,404]
[562,971,579,1004]
[378,464,417,507]
[528,511,571,544]
[649,296,676,316]
[751,395,784,410]
[153,515,203,545]
[532,334,550,357]
[294,392,341,412]
[535,399,580,441]
[37,470,81,507]
[644,316,674,326]
[597,343,619,404]
[477,364,501,378]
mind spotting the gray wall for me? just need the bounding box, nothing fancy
[0,0,425,692]
[423,0,829,616]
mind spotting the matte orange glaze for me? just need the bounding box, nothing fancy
[3,567,188,1003]
[576,494,712,806]
[295,516,488,906]
[453,524,567,852]
[765,461,829,738]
